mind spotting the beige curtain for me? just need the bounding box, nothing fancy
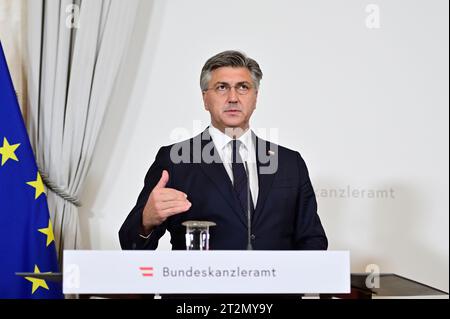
[26,0,139,258]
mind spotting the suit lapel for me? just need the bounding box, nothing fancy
[253,135,276,225]
[196,129,248,227]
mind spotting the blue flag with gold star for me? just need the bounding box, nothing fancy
[0,42,63,298]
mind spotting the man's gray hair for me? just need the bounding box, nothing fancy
[200,50,263,92]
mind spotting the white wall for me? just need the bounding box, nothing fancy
[0,0,27,110]
[79,0,449,292]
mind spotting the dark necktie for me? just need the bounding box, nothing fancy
[231,140,254,214]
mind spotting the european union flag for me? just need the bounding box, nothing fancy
[0,42,63,299]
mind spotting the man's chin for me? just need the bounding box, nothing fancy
[222,119,246,128]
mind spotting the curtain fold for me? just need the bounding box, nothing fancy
[26,0,139,258]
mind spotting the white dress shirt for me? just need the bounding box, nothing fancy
[208,125,259,206]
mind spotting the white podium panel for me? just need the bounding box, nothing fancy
[63,250,350,294]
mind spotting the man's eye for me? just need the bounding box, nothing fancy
[239,84,250,90]
[216,85,227,91]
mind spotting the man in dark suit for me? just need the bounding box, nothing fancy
[119,50,327,252]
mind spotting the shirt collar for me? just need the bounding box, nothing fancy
[208,125,253,151]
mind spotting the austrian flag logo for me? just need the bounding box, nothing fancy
[139,266,154,277]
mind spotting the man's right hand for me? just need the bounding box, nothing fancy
[141,170,191,233]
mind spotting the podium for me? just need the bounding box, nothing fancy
[17,250,447,299]
[62,250,350,295]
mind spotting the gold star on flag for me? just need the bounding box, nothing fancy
[39,219,55,247]
[27,172,46,199]
[24,265,49,294]
[0,137,20,166]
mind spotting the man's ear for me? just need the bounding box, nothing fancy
[202,92,209,110]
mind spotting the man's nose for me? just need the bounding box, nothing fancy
[227,87,239,102]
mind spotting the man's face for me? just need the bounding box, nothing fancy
[202,67,258,134]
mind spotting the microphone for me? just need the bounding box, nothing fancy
[244,161,253,250]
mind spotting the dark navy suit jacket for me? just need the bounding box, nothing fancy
[119,129,327,251]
